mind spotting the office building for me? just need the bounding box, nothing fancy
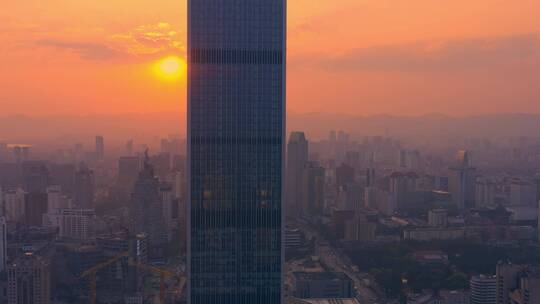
[449,150,476,210]
[43,208,96,240]
[428,208,448,227]
[287,132,308,217]
[496,262,525,304]
[510,179,536,207]
[7,254,51,304]
[24,192,47,227]
[292,272,354,299]
[284,228,305,250]
[4,189,26,223]
[508,270,540,304]
[389,171,418,210]
[0,217,6,272]
[46,185,69,212]
[21,161,49,194]
[475,177,495,208]
[73,163,95,209]
[117,156,141,196]
[470,275,496,304]
[302,163,326,216]
[131,154,167,259]
[188,0,285,301]
[344,213,377,242]
[95,136,104,161]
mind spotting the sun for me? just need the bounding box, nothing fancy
[153,56,186,81]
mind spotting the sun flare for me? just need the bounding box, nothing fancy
[153,56,186,81]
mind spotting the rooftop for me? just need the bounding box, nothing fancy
[293,271,351,282]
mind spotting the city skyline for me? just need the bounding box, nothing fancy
[1,0,540,116]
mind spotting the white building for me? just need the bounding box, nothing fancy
[470,275,496,304]
[43,209,96,240]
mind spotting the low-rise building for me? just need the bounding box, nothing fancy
[403,227,465,241]
[292,272,354,299]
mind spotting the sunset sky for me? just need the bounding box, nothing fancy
[1,0,539,116]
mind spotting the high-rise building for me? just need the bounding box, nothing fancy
[336,163,355,191]
[7,253,51,304]
[4,188,26,223]
[496,262,525,304]
[470,275,497,304]
[495,263,540,304]
[366,168,376,188]
[48,163,75,196]
[449,150,476,210]
[159,182,174,230]
[302,163,325,216]
[24,192,47,227]
[73,163,95,209]
[45,185,70,212]
[117,156,141,196]
[0,217,6,272]
[95,136,105,161]
[475,177,495,208]
[534,173,540,204]
[508,270,540,304]
[509,179,536,207]
[126,139,134,156]
[21,161,49,193]
[188,0,285,302]
[286,132,308,217]
[389,171,418,210]
[131,154,167,259]
[0,142,8,161]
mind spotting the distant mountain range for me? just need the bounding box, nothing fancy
[1,112,539,149]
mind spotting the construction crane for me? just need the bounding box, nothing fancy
[80,251,129,304]
[128,261,176,304]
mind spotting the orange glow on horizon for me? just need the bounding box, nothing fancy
[1,0,540,116]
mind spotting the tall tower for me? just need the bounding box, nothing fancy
[95,135,104,161]
[0,217,6,272]
[449,150,476,210]
[286,132,308,217]
[188,0,286,303]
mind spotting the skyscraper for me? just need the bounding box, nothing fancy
[73,163,95,209]
[131,153,167,259]
[7,254,51,304]
[302,162,325,216]
[188,0,286,303]
[449,150,476,210]
[286,132,308,217]
[0,217,6,272]
[95,135,104,161]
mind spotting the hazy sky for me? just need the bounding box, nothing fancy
[1,0,539,116]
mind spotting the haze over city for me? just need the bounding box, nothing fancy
[2,1,540,304]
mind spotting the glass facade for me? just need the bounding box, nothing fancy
[188,0,285,303]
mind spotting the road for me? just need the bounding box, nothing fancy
[294,220,384,304]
